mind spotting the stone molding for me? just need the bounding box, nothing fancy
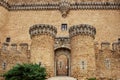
[29,24,57,38]
[0,0,120,17]
[0,1,120,10]
[54,37,70,50]
[69,24,96,39]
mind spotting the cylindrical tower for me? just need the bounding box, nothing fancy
[29,24,57,77]
[69,24,96,79]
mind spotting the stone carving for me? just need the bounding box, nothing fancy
[0,1,120,11]
[59,0,70,17]
[54,37,70,50]
[29,24,57,38]
[69,24,96,39]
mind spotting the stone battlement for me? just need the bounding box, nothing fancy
[69,24,96,39]
[95,39,120,51]
[29,24,57,38]
[1,42,29,52]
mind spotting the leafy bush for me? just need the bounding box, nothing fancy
[88,77,96,80]
[4,63,46,80]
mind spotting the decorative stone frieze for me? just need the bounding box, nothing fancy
[0,1,120,17]
[69,24,96,39]
[29,24,57,38]
[54,37,70,50]
[0,1,120,10]
[0,0,9,9]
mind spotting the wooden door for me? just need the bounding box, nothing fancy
[56,55,68,76]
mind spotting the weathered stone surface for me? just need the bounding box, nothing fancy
[0,0,120,80]
[69,25,96,79]
[30,25,57,77]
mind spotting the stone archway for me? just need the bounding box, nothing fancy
[55,48,70,76]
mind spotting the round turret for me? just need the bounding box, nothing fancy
[29,24,57,77]
[69,24,96,79]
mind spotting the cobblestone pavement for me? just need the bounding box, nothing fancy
[47,76,77,80]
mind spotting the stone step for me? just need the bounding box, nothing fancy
[47,76,77,80]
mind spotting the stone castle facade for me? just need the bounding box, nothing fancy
[0,0,120,80]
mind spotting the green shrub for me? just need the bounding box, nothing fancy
[3,63,46,80]
[88,77,96,80]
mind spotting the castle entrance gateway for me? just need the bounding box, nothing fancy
[55,48,70,76]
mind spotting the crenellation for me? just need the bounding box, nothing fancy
[69,24,96,39]
[19,43,29,52]
[29,24,57,39]
[2,43,9,51]
[11,43,17,51]
[112,42,118,51]
[101,42,110,50]
[0,43,29,53]
[95,39,120,80]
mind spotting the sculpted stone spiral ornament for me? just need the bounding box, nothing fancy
[69,24,96,39]
[29,24,57,38]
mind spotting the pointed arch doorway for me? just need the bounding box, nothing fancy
[55,48,71,76]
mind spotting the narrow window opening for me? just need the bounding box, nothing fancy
[82,61,85,69]
[6,37,11,42]
[2,62,6,70]
[105,59,111,69]
[61,24,67,31]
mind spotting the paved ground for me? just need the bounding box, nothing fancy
[47,76,77,80]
